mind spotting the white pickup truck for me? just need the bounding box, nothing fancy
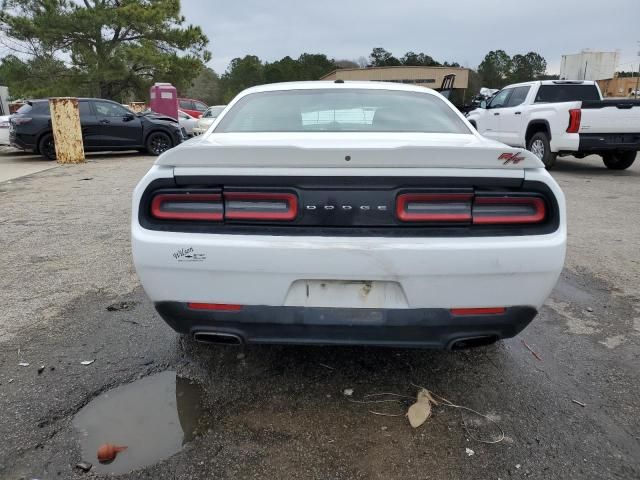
[466,80,640,169]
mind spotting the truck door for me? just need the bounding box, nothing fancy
[498,86,531,146]
[483,88,512,142]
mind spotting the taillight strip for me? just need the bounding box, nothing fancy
[224,192,298,221]
[151,193,223,221]
[396,193,473,222]
[450,307,506,316]
[472,197,546,225]
[187,303,242,311]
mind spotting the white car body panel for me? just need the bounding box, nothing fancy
[0,115,10,145]
[580,106,640,134]
[158,132,543,170]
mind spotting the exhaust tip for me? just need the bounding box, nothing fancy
[449,335,498,350]
[193,332,243,346]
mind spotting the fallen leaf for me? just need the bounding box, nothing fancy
[343,388,354,397]
[407,388,435,428]
[80,360,95,366]
[466,448,475,456]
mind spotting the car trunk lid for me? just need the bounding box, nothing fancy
[159,132,542,172]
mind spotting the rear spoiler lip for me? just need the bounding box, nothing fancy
[157,137,543,170]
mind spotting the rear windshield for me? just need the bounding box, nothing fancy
[534,84,600,103]
[215,89,470,133]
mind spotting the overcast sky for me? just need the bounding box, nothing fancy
[181,0,640,75]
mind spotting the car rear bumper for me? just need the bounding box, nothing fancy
[578,132,640,152]
[155,302,537,349]
[133,229,565,310]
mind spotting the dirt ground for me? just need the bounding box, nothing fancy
[0,150,638,480]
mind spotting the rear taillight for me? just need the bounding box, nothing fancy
[396,193,546,225]
[151,193,223,221]
[472,196,545,225]
[150,191,298,222]
[225,192,297,221]
[396,193,472,222]
[566,108,581,133]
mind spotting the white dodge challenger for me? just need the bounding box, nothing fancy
[132,81,566,349]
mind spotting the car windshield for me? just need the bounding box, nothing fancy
[203,106,225,118]
[215,89,470,133]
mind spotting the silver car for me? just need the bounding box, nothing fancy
[192,105,226,135]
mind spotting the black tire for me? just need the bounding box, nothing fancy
[602,151,636,170]
[527,131,557,169]
[38,133,57,161]
[145,131,173,156]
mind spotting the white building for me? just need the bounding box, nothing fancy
[559,50,619,81]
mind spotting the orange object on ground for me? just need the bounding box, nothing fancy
[97,443,127,463]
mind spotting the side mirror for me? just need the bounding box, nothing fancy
[480,100,487,109]
[123,112,135,121]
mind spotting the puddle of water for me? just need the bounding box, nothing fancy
[73,371,206,474]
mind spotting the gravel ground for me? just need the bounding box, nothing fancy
[0,152,638,480]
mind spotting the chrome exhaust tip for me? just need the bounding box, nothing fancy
[449,335,498,350]
[193,331,243,346]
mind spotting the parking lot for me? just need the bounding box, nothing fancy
[0,149,638,479]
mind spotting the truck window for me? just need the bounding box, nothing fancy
[505,86,530,107]
[534,84,600,103]
[488,89,512,109]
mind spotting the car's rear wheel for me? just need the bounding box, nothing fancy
[527,132,557,169]
[38,133,57,161]
[146,131,172,156]
[602,151,636,170]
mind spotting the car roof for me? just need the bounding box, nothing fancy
[503,80,598,89]
[239,80,444,96]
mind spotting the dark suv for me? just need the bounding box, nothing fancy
[10,98,184,159]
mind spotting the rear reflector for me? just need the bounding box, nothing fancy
[450,307,506,315]
[396,193,473,222]
[224,192,298,221]
[473,196,545,225]
[187,303,242,311]
[566,108,581,133]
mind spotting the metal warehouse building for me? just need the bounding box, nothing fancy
[320,66,469,92]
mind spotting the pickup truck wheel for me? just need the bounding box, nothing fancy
[602,151,636,170]
[146,132,172,156]
[527,132,556,169]
[38,133,57,161]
